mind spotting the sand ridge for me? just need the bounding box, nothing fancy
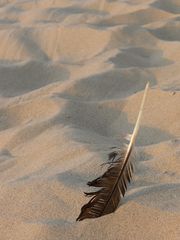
[0,0,179,239]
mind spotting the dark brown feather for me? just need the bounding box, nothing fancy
[76,82,149,221]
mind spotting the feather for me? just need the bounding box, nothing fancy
[76,83,149,221]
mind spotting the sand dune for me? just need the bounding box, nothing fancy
[152,0,180,14]
[0,0,179,239]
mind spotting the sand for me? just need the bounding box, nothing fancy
[0,0,180,239]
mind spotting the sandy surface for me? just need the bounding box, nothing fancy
[0,0,180,239]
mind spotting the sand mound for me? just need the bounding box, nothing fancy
[0,0,179,240]
[152,0,180,14]
[93,7,173,27]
